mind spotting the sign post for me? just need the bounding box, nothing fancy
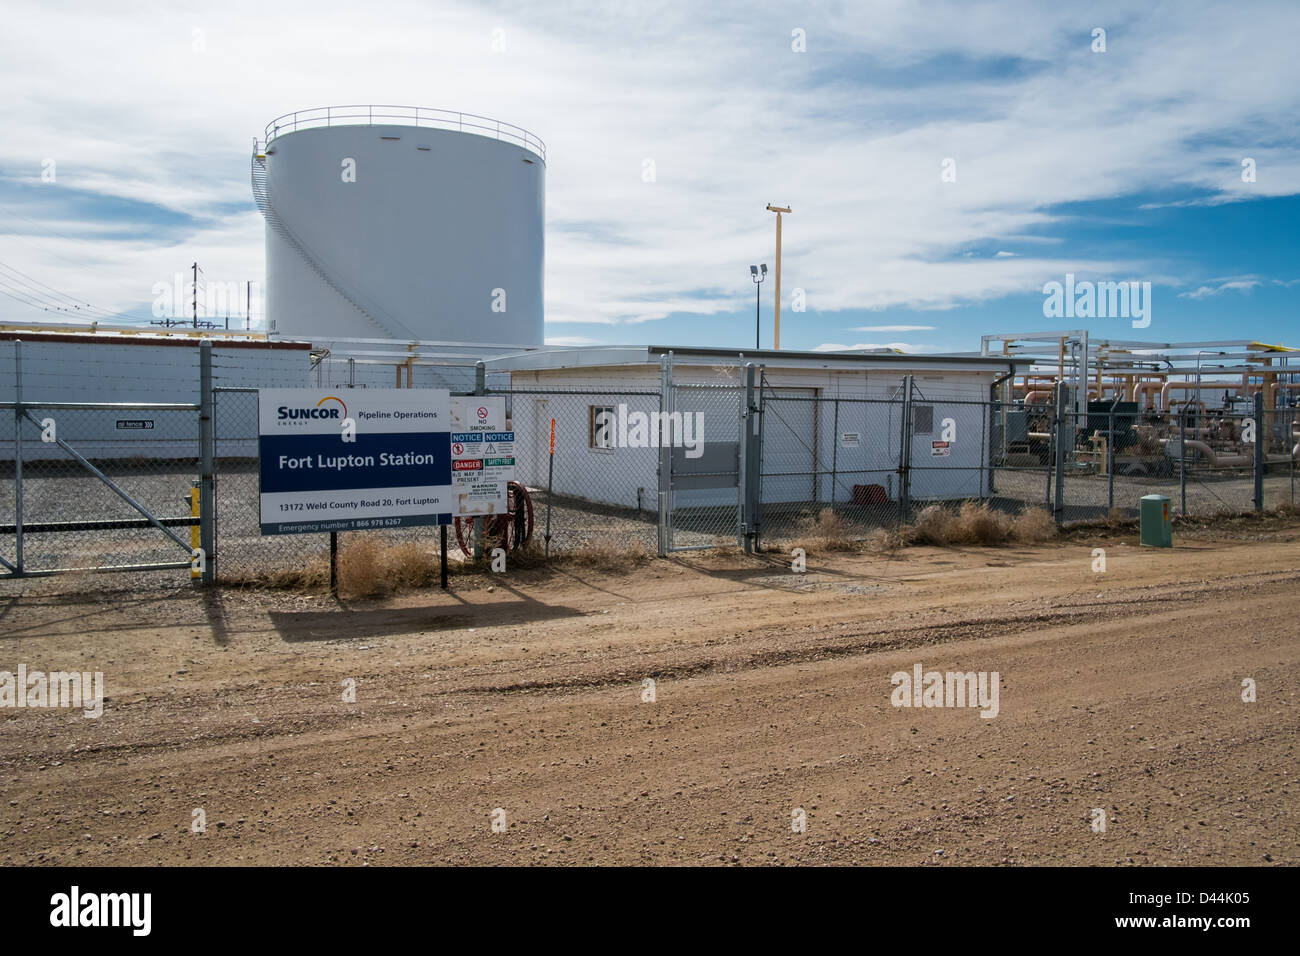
[440,524,448,589]
[329,531,338,597]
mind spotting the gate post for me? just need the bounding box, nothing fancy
[198,340,215,584]
[1253,391,1264,512]
[753,366,767,550]
[13,339,22,575]
[1053,382,1068,523]
[741,363,757,553]
[657,354,671,556]
[898,375,913,522]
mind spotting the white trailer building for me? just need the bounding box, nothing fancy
[485,345,1019,511]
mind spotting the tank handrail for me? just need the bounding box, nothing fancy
[262,105,546,162]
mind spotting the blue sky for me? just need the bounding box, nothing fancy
[0,0,1296,351]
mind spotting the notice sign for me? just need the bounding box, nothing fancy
[258,388,452,535]
[931,441,951,457]
[449,397,514,515]
[840,432,861,448]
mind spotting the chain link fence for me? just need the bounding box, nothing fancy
[751,380,1298,545]
[3,345,1298,585]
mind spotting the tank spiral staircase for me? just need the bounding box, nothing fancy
[250,145,419,341]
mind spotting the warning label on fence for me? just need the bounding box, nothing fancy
[840,432,860,448]
[931,441,951,456]
[449,398,513,515]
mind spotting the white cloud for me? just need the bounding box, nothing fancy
[848,324,935,332]
[1179,278,1261,299]
[812,342,933,353]
[0,0,1297,336]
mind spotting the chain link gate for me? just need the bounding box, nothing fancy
[1,340,206,579]
[753,371,913,546]
[660,381,744,552]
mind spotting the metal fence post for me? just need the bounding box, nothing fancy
[1291,408,1296,507]
[737,363,749,551]
[741,363,759,553]
[830,398,840,509]
[1179,406,1188,517]
[1254,391,1264,511]
[13,339,22,575]
[898,375,913,522]
[657,354,670,556]
[1107,404,1115,512]
[752,365,766,551]
[198,341,215,584]
[1053,383,1067,522]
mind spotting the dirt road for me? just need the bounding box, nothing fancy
[1,521,1296,866]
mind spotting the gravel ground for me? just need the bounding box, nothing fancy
[0,517,1296,865]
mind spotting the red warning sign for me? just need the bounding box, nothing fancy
[452,459,483,472]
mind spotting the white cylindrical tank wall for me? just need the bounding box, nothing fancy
[257,107,545,345]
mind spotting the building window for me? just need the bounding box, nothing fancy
[590,405,616,450]
[913,404,934,435]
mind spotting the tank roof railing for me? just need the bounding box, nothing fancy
[261,105,546,162]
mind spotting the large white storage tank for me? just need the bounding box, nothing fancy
[252,106,545,345]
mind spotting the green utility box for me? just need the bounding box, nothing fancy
[1140,494,1172,548]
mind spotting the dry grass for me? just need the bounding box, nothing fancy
[797,507,858,552]
[951,500,1013,544]
[229,531,652,596]
[227,500,1076,595]
[910,504,957,545]
[506,534,653,570]
[864,526,912,553]
[1011,506,1058,542]
[874,501,1054,549]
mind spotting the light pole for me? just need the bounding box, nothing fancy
[750,264,767,349]
[765,204,791,349]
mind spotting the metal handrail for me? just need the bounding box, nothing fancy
[262,105,546,162]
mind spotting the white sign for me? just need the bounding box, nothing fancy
[258,389,452,534]
[841,432,861,448]
[449,397,515,516]
[931,440,951,457]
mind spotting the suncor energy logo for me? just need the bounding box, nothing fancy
[277,396,348,422]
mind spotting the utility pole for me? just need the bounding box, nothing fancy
[191,262,203,328]
[765,205,790,349]
[246,281,251,331]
